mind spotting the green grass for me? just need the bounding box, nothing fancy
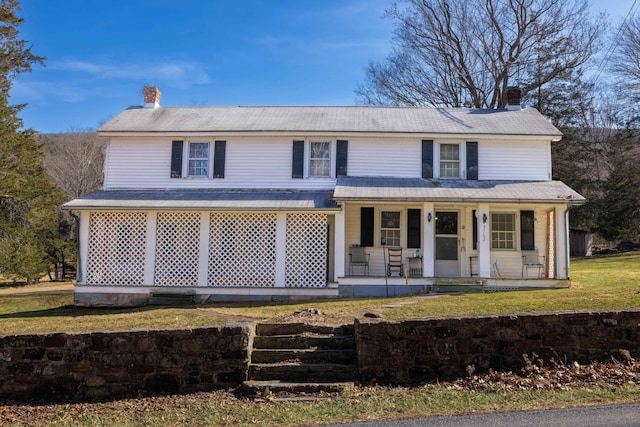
[6,384,640,426]
[0,252,639,335]
[383,252,640,320]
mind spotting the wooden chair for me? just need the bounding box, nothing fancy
[522,249,545,278]
[349,246,370,276]
[386,247,404,276]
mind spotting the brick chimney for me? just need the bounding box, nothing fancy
[505,86,521,111]
[143,85,161,108]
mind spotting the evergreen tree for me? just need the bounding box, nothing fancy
[0,0,60,283]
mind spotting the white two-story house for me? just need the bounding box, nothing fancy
[64,86,584,306]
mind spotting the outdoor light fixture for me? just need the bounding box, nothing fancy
[427,212,432,222]
[482,213,488,223]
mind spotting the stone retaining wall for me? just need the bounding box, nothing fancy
[355,310,640,384]
[0,324,252,402]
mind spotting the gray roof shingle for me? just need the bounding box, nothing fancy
[98,106,561,137]
[63,189,339,210]
[333,177,585,204]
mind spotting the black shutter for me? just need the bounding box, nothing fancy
[407,209,421,248]
[213,140,226,178]
[422,140,433,179]
[360,207,374,247]
[170,140,183,178]
[292,140,304,178]
[466,141,478,180]
[472,210,478,250]
[336,140,348,177]
[520,210,535,250]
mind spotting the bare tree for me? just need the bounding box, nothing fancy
[611,14,640,112]
[39,129,106,199]
[357,0,604,108]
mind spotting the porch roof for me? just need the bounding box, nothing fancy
[333,177,585,204]
[63,189,340,211]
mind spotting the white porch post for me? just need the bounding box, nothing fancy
[197,212,210,286]
[422,202,434,277]
[556,205,570,280]
[275,213,287,287]
[334,208,345,281]
[477,205,491,278]
[143,212,157,286]
[78,211,90,284]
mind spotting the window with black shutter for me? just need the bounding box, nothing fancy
[407,209,421,248]
[213,140,226,178]
[360,207,374,247]
[170,140,183,178]
[292,140,304,178]
[422,140,433,179]
[520,210,535,250]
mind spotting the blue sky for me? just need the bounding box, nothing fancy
[10,1,634,133]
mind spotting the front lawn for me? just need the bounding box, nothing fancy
[0,252,638,335]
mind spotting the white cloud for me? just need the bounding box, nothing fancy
[50,59,211,86]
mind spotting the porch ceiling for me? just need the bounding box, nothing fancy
[63,189,340,211]
[333,177,585,204]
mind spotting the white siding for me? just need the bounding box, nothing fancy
[104,137,336,190]
[104,136,553,190]
[348,139,421,178]
[479,140,550,180]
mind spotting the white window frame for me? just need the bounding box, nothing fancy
[491,212,516,250]
[380,210,401,247]
[185,141,210,178]
[306,140,335,178]
[436,142,466,179]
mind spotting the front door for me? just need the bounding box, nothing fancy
[434,211,459,277]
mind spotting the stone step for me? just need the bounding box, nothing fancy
[242,380,355,395]
[248,363,358,382]
[252,334,355,350]
[256,323,354,337]
[251,348,357,364]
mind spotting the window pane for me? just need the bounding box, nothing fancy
[440,144,459,160]
[440,144,460,178]
[190,142,209,159]
[381,211,401,246]
[188,142,209,177]
[491,213,515,249]
[435,212,457,235]
[381,211,400,228]
[309,142,331,177]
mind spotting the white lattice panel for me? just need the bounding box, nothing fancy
[286,214,328,287]
[87,212,147,286]
[208,213,277,287]
[154,212,200,286]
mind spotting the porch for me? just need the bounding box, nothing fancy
[337,275,570,298]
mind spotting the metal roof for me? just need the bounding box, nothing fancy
[98,105,562,137]
[333,177,585,204]
[63,189,339,211]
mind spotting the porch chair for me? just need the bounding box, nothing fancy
[522,249,545,278]
[349,246,370,276]
[386,247,404,276]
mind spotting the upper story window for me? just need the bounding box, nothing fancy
[491,213,515,249]
[188,142,209,177]
[309,142,331,177]
[439,143,460,178]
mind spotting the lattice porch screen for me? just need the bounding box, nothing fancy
[286,213,328,287]
[154,212,201,286]
[86,212,147,286]
[208,212,277,287]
